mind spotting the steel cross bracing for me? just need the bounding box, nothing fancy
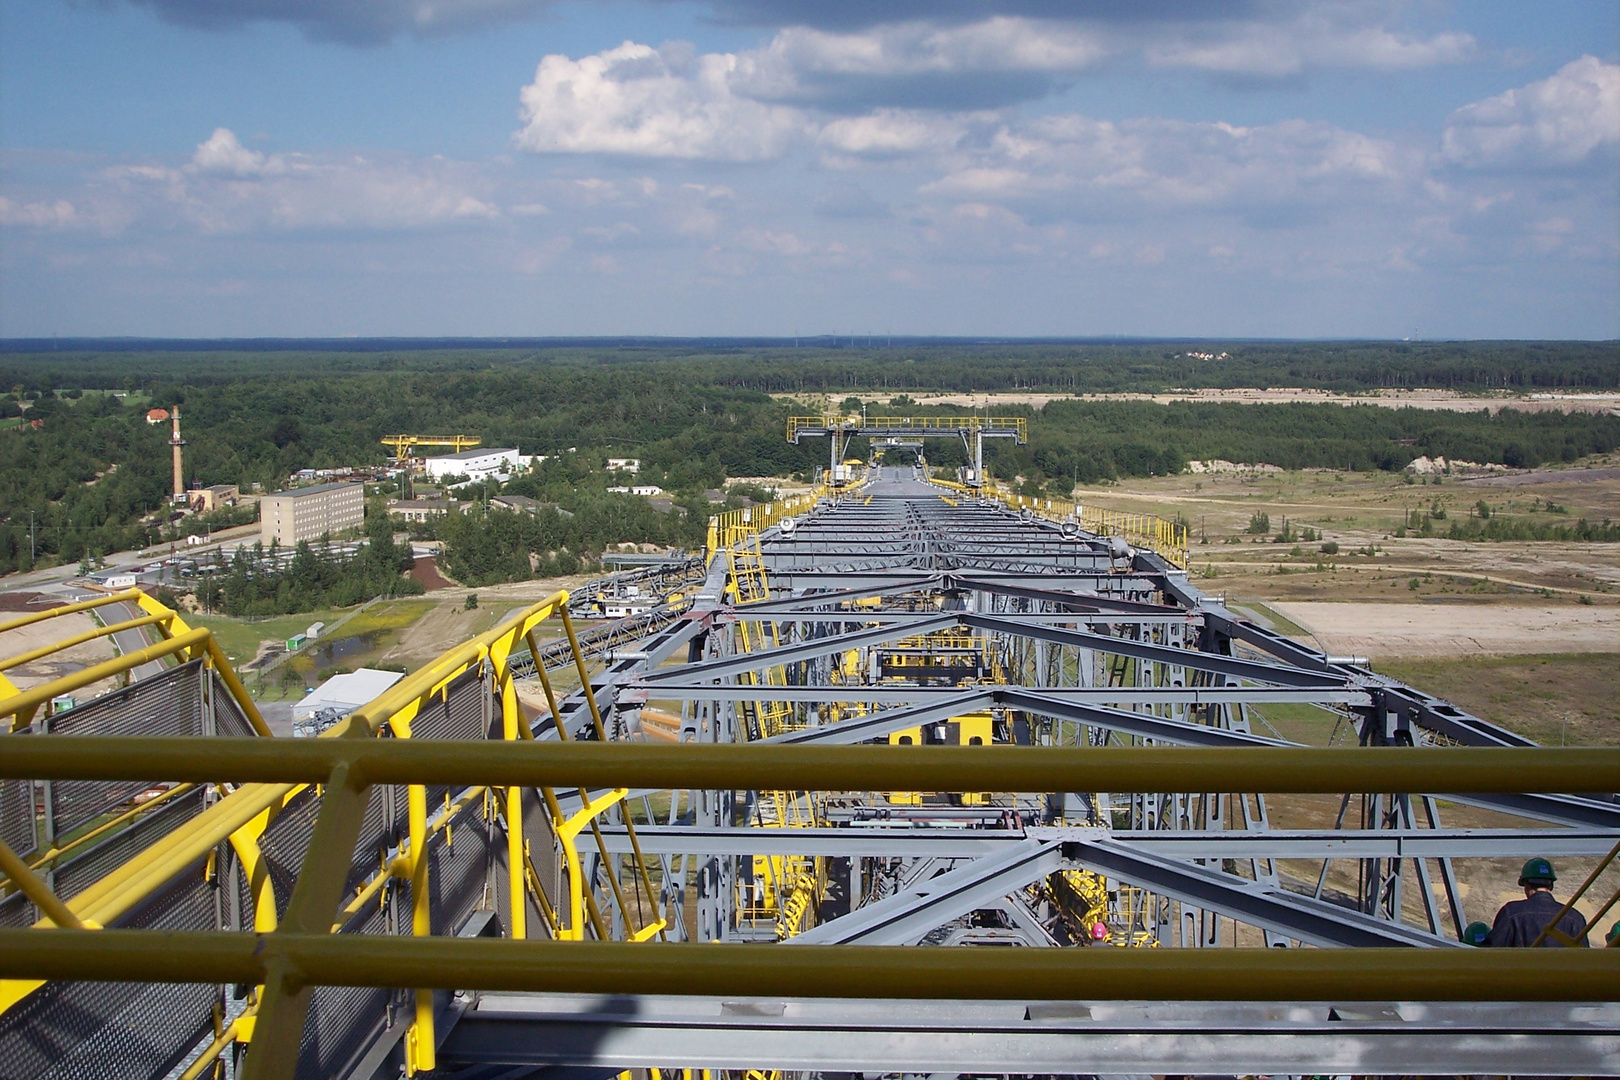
[453,466,1617,1072]
[541,468,1620,942]
[1,468,1617,1080]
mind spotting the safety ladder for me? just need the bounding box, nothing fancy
[723,533,822,938]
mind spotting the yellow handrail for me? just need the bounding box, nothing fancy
[963,484,1190,569]
[705,487,827,561]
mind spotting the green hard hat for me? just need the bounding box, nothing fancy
[1519,857,1556,886]
[1463,921,1491,946]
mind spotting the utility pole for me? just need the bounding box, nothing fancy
[29,510,36,565]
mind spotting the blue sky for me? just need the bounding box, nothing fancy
[1,0,1616,338]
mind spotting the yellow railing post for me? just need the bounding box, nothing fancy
[501,678,526,942]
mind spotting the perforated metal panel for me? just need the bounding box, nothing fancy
[48,662,205,839]
[0,891,34,930]
[210,672,259,738]
[257,788,321,923]
[0,866,217,1080]
[53,790,207,902]
[347,784,393,897]
[0,775,34,861]
[429,812,493,936]
[294,904,392,1080]
[49,661,204,738]
[410,667,486,741]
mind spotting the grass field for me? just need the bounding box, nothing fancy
[1376,651,1620,746]
[189,609,352,664]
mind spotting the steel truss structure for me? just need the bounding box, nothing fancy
[0,468,1616,1080]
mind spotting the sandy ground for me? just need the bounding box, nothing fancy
[780,388,1620,415]
[1458,466,1620,487]
[0,610,121,700]
[1271,601,1620,659]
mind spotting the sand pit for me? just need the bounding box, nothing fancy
[1270,601,1620,659]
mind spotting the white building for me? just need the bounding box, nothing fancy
[631,485,664,496]
[607,458,641,473]
[293,668,404,723]
[422,448,527,481]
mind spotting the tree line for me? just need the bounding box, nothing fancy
[196,512,421,616]
[3,345,1619,577]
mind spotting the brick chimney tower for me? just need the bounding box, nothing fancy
[170,406,186,506]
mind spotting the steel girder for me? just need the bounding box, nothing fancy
[435,995,1620,1076]
[626,683,1370,706]
[1063,836,1457,947]
[785,837,1065,945]
[592,824,1620,860]
[529,469,1617,959]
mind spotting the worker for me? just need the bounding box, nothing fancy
[1607,921,1620,948]
[1462,921,1491,946]
[1485,857,1589,947]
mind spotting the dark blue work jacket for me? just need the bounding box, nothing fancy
[1486,890,1590,947]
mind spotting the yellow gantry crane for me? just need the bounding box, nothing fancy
[379,434,482,459]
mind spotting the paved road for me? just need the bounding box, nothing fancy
[99,599,170,681]
[0,522,260,599]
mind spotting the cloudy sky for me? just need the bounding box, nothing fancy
[1,1,1616,338]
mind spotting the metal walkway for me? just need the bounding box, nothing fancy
[0,468,1616,1079]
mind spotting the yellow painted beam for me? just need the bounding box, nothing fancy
[0,929,1614,1002]
[241,759,373,1080]
[1,739,1613,796]
[0,837,85,930]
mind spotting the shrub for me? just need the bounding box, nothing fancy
[1320,541,1340,555]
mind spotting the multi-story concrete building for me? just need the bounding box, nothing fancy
[259,482,365,546]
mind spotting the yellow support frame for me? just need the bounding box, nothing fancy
[5,588,1617,1079]
[0,739,1616,1079]
[379,434,482,459]
[0,586,587,1078]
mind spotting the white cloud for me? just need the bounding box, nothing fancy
[817,109,968,157]
[1147,12,1475,78]
[0,196,80,229]
[922,114,1412,212]
[49,133,506,235]
[514,41,805,161]
[740,17,1107,95]
[191,128,280,176]
[1441,56,1620,170]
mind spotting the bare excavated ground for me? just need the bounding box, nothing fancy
[0,610,122,700]
[1271,600,1620,659]
[774,388,1620,415]
[1088,459,1620,600]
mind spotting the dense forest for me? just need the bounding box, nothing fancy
[195,512,422,616]
[4,339,1617,395]
[1,342,1617,575]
